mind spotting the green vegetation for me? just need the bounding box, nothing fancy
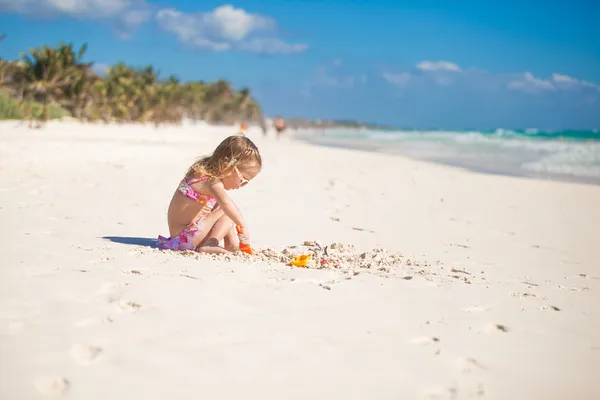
[0,90,70,120]
[0,36,264,126]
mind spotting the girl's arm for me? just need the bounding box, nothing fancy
[205,180,248,232]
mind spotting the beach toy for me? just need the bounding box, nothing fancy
[289,254,312,267]
[235,225,253,255]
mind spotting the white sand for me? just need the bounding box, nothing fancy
[0,120,599,399]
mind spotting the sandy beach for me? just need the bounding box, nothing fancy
[1,120,599,399]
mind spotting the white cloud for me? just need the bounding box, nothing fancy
[552,73,600,90]
[301,59,365,97]
[552,73,577,84]
[0,0,149,19]
[1,1,306,53]
[416,60,461,72]
[312,63,359,87]
[506,72,600,93]
[238,38,308,55]
[312,65,340,87]
[1,0,127,16]
[508,72,555,92]
[50,0,133,16]
[382,72,411,87]
[156,5,274,43]
[0,0,152,37]
[120,7,151,26]
[156,5,307,54]
[380,62,600,98]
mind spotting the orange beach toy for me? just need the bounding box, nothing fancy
[235,225,253,255]
[289,254,312,267]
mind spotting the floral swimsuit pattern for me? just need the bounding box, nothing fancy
[157,176,217,250]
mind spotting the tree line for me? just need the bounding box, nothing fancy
[0,36,265,127]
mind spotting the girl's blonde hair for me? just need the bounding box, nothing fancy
[185,134,262,180]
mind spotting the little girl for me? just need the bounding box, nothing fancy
[158,134,261,253]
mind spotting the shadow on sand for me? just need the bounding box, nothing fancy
[102,236,157,248]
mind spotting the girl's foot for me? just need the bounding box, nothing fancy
[196,245,230,254]
[224,243,239,252]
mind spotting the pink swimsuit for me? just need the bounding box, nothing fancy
[157,177,217,251]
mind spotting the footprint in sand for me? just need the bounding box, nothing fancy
[423,385,458,399]
[98,283,125,303]
[540,305,561,312]
[118,300,142,312]
[409,336,441,345]
[69,344,103,366]
[462,306,489,313]
[74,316,114,327]
[510,291,537,299]
[424,383,484,399]
[1,321,25,335]
[482,323,509,333]
[34,376,70,395]
[455,357,486,373]
[121,269,143,275]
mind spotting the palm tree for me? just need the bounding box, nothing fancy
[55,43,95,119]
[0,35,6,85]
[203,79,234,122]
[101,63,139,121]
[181,81,207,120]
[18,42,90,124]
[20,47,63,124]
[0,60,10,88]
[237,88,250,106]
[63,68,97,119]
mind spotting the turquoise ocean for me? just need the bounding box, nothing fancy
[296,128,600,185]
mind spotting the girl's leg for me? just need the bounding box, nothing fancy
[188,208,224,250]
[160,209,227,253]
[196,214,236,253]
[223,225,238,252]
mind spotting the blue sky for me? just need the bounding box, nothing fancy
[1,0,599,129]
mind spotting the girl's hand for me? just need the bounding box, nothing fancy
[236,225,251,244]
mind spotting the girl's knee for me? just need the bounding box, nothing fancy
[217,214,235,229]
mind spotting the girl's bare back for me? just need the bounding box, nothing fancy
[166,180,216,237]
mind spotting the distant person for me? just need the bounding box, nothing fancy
[273,116,287,138]
[240,123,247,134]
[157,134,261,254]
